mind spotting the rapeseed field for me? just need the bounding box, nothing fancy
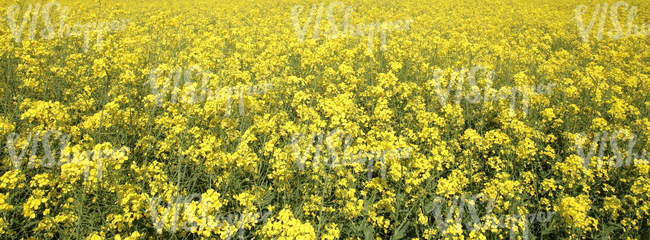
[1,0,650,239]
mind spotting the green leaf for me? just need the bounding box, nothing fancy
[394,221,411,239]
[602,222,624,238]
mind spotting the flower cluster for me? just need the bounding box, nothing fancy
[575,129,650,170]
[147,65,272,116]
[574,1,650,42]
[291,129,413,180]
[428,193,557,239]
[6,1,130,52]
[149,192,272,239]
[430,64,556,117]
[291,1,413,52]
[6,130,129,182]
